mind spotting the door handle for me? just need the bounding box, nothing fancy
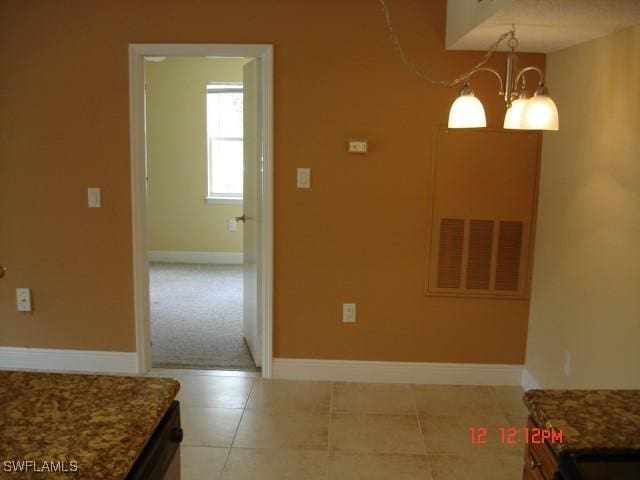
[0,266,6,279]
[235,214,250,222]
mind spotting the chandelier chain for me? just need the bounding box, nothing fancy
[378,0,515,86]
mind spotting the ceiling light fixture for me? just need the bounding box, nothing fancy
[448,82,486,128]
[378,0,559,131]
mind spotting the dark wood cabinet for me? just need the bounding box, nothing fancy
[522,416,559,480]
[127,401,182,480]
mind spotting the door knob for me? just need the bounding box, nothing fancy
[235,214,248,222]
[0,265,6,279]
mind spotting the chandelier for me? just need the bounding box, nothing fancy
[379,0,559,131]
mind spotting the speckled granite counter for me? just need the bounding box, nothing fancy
[524,389,640,456]
[0,371,180,479]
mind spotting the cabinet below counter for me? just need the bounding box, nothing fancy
[0,370,180,479]
[523,416,561,479]
[522,389,640,480]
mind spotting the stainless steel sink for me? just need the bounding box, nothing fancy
[559,452,640,480]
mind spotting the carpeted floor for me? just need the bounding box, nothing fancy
[149,262,256,370]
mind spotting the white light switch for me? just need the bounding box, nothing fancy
[228,218,238,232]
[88,188,101,208]
[297,168,311,189]
[342,303,357,323]
[16,288,32,312]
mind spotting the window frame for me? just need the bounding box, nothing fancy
[205,82,244,205]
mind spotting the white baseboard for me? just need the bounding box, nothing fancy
[521,367,541,390]
[0,347,139,374]
[273,358,523,386]
[148,250,243,265]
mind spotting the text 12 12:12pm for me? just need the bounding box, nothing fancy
[469,427,563,444]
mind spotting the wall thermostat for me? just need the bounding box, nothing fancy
[348,139,368,153]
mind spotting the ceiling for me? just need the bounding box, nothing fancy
[447,0,640,53]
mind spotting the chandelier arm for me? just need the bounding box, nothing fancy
[466,67,505,95]
[514,66,545,89]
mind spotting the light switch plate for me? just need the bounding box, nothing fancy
[88,187,101,208]
[297,168,311,189]
[16,288,32,312]
[228,218,238,232]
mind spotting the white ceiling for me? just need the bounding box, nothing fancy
[447,0,640,53]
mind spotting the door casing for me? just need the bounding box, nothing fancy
[128,43,274,377]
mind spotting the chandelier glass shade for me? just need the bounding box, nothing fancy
[503,95,529,129]
[520,87,559,130]
[448,84,487,128]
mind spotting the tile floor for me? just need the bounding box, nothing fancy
[147,368,530,480]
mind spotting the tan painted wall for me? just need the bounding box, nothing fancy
[145,57,245,254]
[525,26,640,388]
[0,0,543,359]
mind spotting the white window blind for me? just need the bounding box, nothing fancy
[206,83,243,200]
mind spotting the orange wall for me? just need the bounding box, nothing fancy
[0,0,544,362]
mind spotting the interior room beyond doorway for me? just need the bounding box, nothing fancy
[144,56,256,371]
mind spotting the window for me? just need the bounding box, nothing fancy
[206,83,243,203]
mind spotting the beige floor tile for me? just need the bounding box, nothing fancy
[329,451,432,480]
[145,368,183,379]
[414,385,501,416]
[182,407,243,447]
[180,446,228,480]
[179,368,259,378]
[176,374,254,408]
[221,448,327,480]
[233,410,330,450]
[246,379,332,413]
[330,413,425,455]
[491,386,529,416]
[429,453,523,480]
[332,382,416,415]
[420,412,521,457]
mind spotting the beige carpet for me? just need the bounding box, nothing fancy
[149,262,256,370]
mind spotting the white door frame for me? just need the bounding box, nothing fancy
[128,43,274,377]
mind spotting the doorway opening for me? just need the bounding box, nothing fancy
[129,44,273,376]
[145,57,252,370]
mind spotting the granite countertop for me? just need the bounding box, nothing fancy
[0,370,180,479]
[524,389,640,456]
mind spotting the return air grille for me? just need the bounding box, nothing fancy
[466,220,494,290]
[495,221,523,291]
[433,218,525,296]
[436,218,464,289]
[426,129,540,299]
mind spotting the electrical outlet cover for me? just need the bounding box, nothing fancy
[342,303,357,323]
[563,351,571,376]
